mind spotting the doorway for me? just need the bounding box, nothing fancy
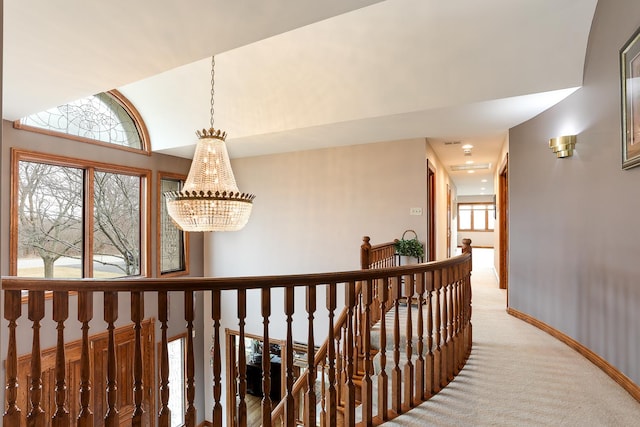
[498,154,509,295]
[426,160,436,261]
[446,184,452,258]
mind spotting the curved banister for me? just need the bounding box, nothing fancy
[2,240,472,427]
[2,258,467,292]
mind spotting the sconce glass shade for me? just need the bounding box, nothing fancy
[549,135,577,158]
[164,128,255,232]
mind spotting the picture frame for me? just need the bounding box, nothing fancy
[621,26,640,169]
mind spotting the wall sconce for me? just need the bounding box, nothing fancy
[549,135,577,158]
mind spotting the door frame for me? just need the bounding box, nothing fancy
[426,160,436,261]
[498,154,509,296]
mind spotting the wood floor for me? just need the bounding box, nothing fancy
[246,393,262,426]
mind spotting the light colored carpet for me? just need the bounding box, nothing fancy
[382,249,640,426]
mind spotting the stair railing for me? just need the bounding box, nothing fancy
[2,238,472,427]
[270,237,472,426]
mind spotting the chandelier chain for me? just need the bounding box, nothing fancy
[210,56,215,128]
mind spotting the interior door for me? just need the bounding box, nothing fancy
[426,160,437,261]
[499,154,509,295]
[446,184,452,258]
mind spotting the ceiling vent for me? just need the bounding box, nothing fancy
[443,141,461,145]
[450,163,491,171]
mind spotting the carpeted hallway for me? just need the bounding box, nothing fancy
[382,249,640,426]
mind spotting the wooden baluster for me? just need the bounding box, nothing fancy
[158,292,171,427]
[211,289,223,427]
[344,281,356,427]
[361,279,373,425]
[185,290,196,426]
[447,269,456,382]
[391,276,402,414]
[284,286,295,427]
[27,290,45,427]
[237,289,247,427]
[4,290,22,427]
[340,328,347,407]
[335,329,343,407]
[77,291,94,427]
[460,268,466,359]
[377,277,389,421]
[465,262,473,359]
[441,270,450,386]
[433,271,442,393]
[326,283,337,427]
[452,272,461,374]
[52,291,70,426]
[261,290,272,427]
[320,363,327,427]
[466,265,473,357]
[104,291,119,427]
[131,292,145,426]
[305,285,317,426]
[415,273,426,403]
[425,272,434,399]
[354,290,362,374]
[404,274,415,408]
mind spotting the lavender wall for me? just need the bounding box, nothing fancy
[509,0,640,385]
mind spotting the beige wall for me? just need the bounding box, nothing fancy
[207,138,430,277]
[509,0,640,386]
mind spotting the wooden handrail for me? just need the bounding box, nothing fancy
[2,238,472,427]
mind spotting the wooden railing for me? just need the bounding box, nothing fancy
[2,239,472,427]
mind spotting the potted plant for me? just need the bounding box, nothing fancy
[394,229,425,262]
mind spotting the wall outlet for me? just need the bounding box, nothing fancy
[410,207,423,215]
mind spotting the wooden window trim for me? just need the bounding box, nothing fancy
[13,89,151,156]
[10,148,152,279]
[457,202,495,232]
[157,171,190,277]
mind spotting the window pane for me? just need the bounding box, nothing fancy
[17,161,83,278]
[488,206,496,230]
[473,210,485,230]
[93,172,141,277]
[168,338,186,427]
[20,92,142,149]
[458,208,471,229]
[160,178,186,273]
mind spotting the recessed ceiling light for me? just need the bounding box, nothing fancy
[466,160,474,164]
[481,179,488,183]
[462,144,474,150]
[467,170,475,174]
[481,187,486,191]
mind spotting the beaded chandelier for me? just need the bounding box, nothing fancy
[165,57,255,232]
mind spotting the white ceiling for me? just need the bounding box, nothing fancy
[3,0,598,196]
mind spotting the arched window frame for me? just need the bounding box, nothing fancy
[13,89,151,155]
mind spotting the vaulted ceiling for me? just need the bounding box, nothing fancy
[3,0,598,195]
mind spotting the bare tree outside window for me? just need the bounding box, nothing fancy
[16,159,144,278]
[17,161,83,278]
[94,171,141,276]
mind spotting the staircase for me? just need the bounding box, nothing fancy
[269,237,473,426]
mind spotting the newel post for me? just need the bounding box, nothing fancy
[361,236,372,269]
[461,238,472,269]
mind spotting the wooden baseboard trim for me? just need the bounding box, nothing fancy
[507,307,640,403]
[198,421,213,427]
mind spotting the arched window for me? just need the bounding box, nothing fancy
[15,90,150,154]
